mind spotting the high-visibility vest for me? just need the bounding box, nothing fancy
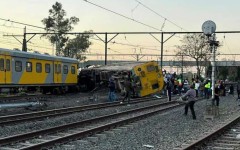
[205,82,210,89]
[178,79,182,84]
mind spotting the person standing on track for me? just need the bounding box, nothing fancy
[121,76,132,104]
[204,80,211,99]
[212,85,220,106]
[237,81,240,99]
[237,81,240,106]
[108,78,117,102]
[166,78,173,101]
[181,84,197,120]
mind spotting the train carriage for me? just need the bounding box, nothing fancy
[0,48,78,94]
[79,61,164,97]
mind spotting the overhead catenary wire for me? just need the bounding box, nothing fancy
[90,37,161,52]
[135,0,187,32]
[82,0,162,31]
[0,18,46,30]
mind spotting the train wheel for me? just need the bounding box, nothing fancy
[41,87,47,94]
[42,89,47,94]
[59,87,66,94]
[51,88,59,95]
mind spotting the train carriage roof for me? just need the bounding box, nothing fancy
[92,61,149,71]
[0,48,78,63]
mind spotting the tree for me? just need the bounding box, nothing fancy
[42,2,79,56]
[64,31,92,60]
[176,34,212,78]
[217,66,228,80]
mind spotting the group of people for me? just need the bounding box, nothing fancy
[108,70,240,120]
[179,79,240,120]
[164,72,229,120]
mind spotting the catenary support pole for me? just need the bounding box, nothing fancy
[161,32,163,69]
[105,33,107,65]
[211,34,216,99]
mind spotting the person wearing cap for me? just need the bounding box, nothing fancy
[181,84,197,120]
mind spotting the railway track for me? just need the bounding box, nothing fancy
[0,92,83,102]
[0,100,184,149]
[0,94,50,102]
[0,96,166,126]
[175,113,240,150]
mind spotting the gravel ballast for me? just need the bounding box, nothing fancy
[53,95,240,150]
[1,91,239,150]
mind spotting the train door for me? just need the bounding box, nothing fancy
[54,61,62,84]
[0,55,11,84]
[5,55,11,84]
[0,55,4,84]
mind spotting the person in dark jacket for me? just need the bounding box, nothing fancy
[229,84,234,95]
[166,78,172,101]
[212,85,220,106]
[181,84,197,120]
[108,78,117,102]
[121,77,132,104]
[237,81,240,99]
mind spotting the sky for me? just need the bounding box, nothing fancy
[0,0,240,62]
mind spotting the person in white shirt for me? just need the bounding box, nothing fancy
[194,79,200,97]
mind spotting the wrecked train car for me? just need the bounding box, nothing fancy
[78,61,164,97]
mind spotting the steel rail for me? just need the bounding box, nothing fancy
[0,101,180,149]
[0,96,164,126]
[179,114,240,150]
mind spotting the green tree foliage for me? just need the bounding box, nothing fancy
[64,31,92,60]
[217,66,228,80]
[176,34,212,78]
[216,66,240,81]
[42,2,79,56]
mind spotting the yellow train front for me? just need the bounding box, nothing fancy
[131,61,164,97]
[0,48,78,94]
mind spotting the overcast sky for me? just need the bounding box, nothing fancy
[0,0,240,60]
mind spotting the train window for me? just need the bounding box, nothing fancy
[0,59,4,71]
[15,61,22,72]
[36,63,42,73]
[63,65,68,74]
[26,62,32,72]
[6,59,10,71]
[71,66,75,74]
[147,65,155,72]
[58,64,61,73]
[152,83,159,89]
[45,64,50,73]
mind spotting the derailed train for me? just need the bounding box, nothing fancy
[0,48,164,97]
[79,61,164,97]
[0,48,78,94]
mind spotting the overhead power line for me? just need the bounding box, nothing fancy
[90,37,160,52]
[0,18,46,30]
[82,0,162,31]
[135,0,187,31]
